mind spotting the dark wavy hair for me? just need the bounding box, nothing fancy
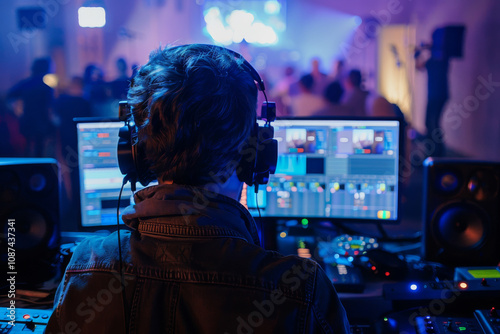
[127,44,258,186]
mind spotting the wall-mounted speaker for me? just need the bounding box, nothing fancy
[422,158,500,267]
[0,158,61,286]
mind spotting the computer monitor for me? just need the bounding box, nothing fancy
[242,117,402,223]
[75,118,156,229]
[74,117,401,230]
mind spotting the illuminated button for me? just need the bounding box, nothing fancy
[458,282,468,290]
[42,314,49,319]
[377,210,391,219]
[23,314,30,319]
[410,284,418,291]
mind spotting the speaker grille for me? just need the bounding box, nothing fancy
[422,158,500,266]
[0,158,61,285]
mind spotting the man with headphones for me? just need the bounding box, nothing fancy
[47,44,349,333]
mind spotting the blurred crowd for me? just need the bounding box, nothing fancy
[271,58,399,119]
[0,55,400,160]
[0,57,136,158]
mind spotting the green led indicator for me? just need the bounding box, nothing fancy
[301,218,308,226]
[459,327,466,331]
[298,240,306,249]
[383,317,388,322]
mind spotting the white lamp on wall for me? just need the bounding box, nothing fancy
[78,1,106,28]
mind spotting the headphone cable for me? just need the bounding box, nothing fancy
[117,178,130,334]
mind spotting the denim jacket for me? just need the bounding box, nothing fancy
[46,184,349,333]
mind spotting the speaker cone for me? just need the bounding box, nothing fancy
[434,203,487,250]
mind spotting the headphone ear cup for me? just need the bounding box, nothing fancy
[131,137,155,187]
[237,123,278,187]
[254,136,278,185]
[237,123,259,186]
[117,122,155,188]
[117,125,135,180]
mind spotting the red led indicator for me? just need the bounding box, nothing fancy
[458,282,468,289]
[371,266,377,271]
[385,272,390,277]
[23,314,30,319]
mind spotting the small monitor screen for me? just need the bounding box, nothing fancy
[76,121,156,228]
[242,118,401,222]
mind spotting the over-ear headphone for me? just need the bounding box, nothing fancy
[117,44,278,192]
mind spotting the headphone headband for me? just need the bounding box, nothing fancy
[117,44,277,190]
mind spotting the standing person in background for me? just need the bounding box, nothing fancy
[53,76,92,227]
[83,64,111,117]
[290,74,327,117]
[329,59,347,83]
[270,65,298,116]
[314,81,350,116]
[342,69,369,117]
[54,76,92,158]
[309,57,329,96]
[342,69,395,118]
[415,40,449,157]
[7,57,54,157]
[109,58,131,101]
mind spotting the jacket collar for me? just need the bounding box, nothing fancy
[121,184,261,246]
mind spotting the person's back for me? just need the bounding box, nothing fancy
[7,58,54,156]
[46,44,349,334]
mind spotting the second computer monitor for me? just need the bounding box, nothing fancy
[243,118,401,223]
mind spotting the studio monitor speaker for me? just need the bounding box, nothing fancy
[422,158,500,267]
[0,158,61,285]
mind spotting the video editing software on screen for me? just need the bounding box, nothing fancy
[76,121,156,228]
[243,119,400,222]
[76,118,400,228]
